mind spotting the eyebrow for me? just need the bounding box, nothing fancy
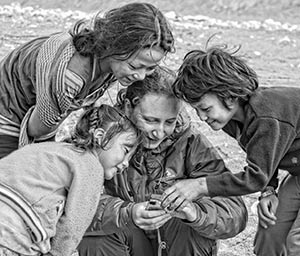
[131,62,158,70]
[124,142,136,148]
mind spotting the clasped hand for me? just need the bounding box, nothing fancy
[257,194,278,229]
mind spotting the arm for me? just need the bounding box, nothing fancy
[27,107,58,138]
[162,131,232,202]
[161,131,247,239]
[49,160,103,256]
[87,195,171,235]
[186,196,247,239]
[87,195,138,235]
[29,50,85,139]
[206,118,296,197]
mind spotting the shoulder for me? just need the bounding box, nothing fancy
[67,52,92,82]
[247,86,300,126]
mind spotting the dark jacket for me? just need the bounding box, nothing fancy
[207,86,300,197]
[86,115,247,240]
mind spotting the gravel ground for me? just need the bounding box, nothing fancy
[0,2,299,255]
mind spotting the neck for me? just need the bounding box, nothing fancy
[232,103,245,123]
[98,57,111,74]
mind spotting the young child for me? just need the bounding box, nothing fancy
[0,104,139,256]
[166,45,300,256]
[0,2,174,158]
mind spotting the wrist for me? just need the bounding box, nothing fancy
[259,186,278,200]
[196,177,208,197]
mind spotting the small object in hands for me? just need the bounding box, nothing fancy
[146,194,175,213]
[146,194,164,211]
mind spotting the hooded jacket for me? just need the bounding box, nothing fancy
[86,113,247,240]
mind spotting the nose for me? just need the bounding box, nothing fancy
[116,159,129,174]
[152,124,166,140]
[133,69,146,81]
[196,109,207,121]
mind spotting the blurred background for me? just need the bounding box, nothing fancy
[0,1,299,255]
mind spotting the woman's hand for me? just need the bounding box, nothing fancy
[132,202,171,230]
[169,200,198,222]
[257,194,278,229]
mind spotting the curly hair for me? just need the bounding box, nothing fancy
[64,104,139,151]
[173,45,259,107]
[116,66,178,110]
[72,2,174,60]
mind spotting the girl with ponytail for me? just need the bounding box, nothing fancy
[0,104,139,256]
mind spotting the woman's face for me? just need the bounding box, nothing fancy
[129,93,181,149]
[108,46,165,87]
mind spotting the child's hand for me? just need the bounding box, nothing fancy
[132,202,171,230]
[257,194,278,228]
[161,178,208,204]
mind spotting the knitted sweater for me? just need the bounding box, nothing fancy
[0,142,104,256]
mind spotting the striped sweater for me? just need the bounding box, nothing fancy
[0,141,104,256]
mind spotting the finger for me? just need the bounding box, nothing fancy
[259,219,268,229]
[165,196,187,212]
[140,214,172,230]
[145,209,168,218]
[174,199,189,212]
[162,186,176,200]
[257,206,276,226]
[261,206,277,221]
[161,191,180,208]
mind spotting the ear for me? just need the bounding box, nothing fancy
[225,97,238,109]
[124,98,134,117]
[94,128,105,144]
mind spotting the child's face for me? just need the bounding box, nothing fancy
[108,46,165,87]
[192,93,239,131]
[98,130,137,180]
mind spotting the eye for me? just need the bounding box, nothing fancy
[146,66,156,73]
[201,107,210,113]
[124,146,132,154]
[129,63,137,70]
[144,117,156,123]
[166,119,176,125]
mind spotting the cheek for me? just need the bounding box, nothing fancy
[135,120,150,133]
[165,125,175,136]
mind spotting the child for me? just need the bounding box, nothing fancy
[0,2,174,158]
[166,45,300,255]
[0,104,139,256]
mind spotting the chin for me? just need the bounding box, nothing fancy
[143,140,162,149]
[119,78,132,87]
[104,173,114,180]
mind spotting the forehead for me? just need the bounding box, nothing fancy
[115,130,137,143]
[138,93,180,117]
[128,46,165,66]
[192,93,219,108]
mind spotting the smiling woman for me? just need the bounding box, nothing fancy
[77,67,247,256]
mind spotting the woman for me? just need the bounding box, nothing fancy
[77,68,248,256]
[0,2,174,158]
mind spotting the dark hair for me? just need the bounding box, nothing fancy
[72,2,174,59]
[116,67,178,109]
[64,104,138,150]
[173,45,259,107]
